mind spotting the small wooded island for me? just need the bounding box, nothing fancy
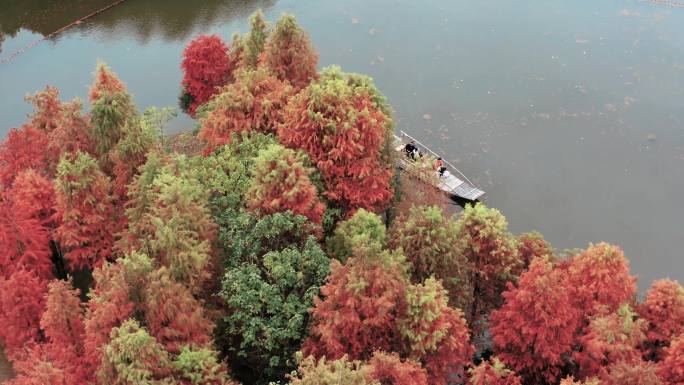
[0,10,682,385]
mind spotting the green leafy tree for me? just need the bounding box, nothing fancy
[219,223,330,384]
[326,208,387,261]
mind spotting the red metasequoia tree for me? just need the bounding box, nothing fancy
[516,231,555,270]
[490,258,583,385]
[246,144,325,224]
[24,86,62,132]
[469,357,523,385]
[602,360,664,385]
[400,278,474,385]
[0,269,48,358]
[659,333,684,385]
[198,68,291,153]
[83,261,136,372]
[454,203,521,324]
[143,268,213,354]
[88,62,126,103]
[180,34,235,116]
[559,377,600,385]
[47,98,96,159]
[4,347,69,385]
[278,67,394,214]
[260,14,318,89]
[303,253,407,361]
[39,279,90,384]
[573,304,647,379]
[366,351,428,385]
[8,168,57,227]
[53,151,117,271]
[0,169,57,280]
[566,242,637,316]
[0,125,50,188]
[639,279,684,359]
[388,205,472,311]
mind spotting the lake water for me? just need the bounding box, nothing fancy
[1,0,683,290]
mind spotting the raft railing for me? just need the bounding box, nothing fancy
[398,130,478,189]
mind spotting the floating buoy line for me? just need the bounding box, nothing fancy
[0,0,128,65]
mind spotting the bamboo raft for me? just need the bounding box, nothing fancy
[393,130,486,202]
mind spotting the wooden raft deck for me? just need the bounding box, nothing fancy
[393,131,486,202]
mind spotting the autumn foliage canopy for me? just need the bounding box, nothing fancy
[1,10,683,385]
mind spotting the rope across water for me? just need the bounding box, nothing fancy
[0,0,128,65]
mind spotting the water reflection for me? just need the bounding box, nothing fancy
[0,0,275,53]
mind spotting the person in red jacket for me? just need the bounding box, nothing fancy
[433,157,446,177]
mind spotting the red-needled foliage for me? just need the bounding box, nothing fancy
[278,67,394,214]
[454,203,521,324]
[41,280,86,352]
[246,144,325,224]
[54,151,117,271]
[559,378,600,385]
[181,34,235,115]
[89,62,126,103]
[573,304,647,379]
[24,86,62,133]
[40,279,90,384]
[0,170,57,280]
[8,169,57,227]
[516,231,554,271]
[199,68,291,153]
[0,125,50,189]
[469,357,523,385]
[0,201,53,280]
[0,269,48,358]
[567,243,637,316]
[303,254,407,361]
[48,98,96,159]
[83,262,136,371]
[261,14,318,89]
[490,258,582,385]
[398,278,474,385]
[143,269,213,354]
[4,346,68,385]
[659,333,684,385]
[366,351,428,385]
[639,279,684,359]
[602,360,663,385]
